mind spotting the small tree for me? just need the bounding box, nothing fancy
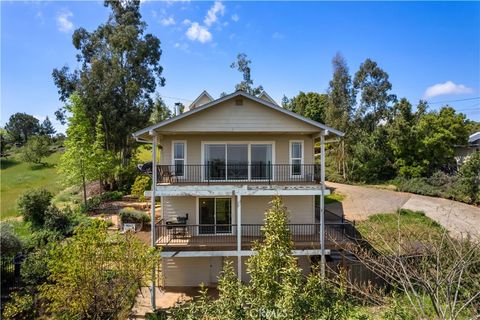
[19,135,51,164]
[59,93,97,205]
[17,189,53,229]
[40,220,158,320]
[169,197,361,319]
[39,117,56,137]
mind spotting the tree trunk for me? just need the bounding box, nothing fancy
[82,174,87,206]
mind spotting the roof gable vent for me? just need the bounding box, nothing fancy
[235,97,244,106]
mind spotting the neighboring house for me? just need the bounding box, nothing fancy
[133,90,347,288]
[455,132,480,165]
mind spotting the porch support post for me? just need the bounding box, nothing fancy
[236,194,242,281]
[150,133,158,311]
[320,131,326,278]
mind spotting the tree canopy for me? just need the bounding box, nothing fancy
[52,0,165,161]
[4,113,40,145]
[230,53,263,96]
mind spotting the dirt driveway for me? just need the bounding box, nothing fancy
[326,182,480,238]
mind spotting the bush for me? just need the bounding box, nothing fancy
[19,135,51,164]
[0,223,23,257]
[39,220,158,319]
[17,189,53,229]
[24,229,63,251]
[131,175,151,201]
[392,177,441,197]
[119,207,149,224]
[79,191,123,213]
[44,206,77,236]
[1,291,37,320]
[21,248,50,286]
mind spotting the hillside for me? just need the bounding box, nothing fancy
[0,151,64,219]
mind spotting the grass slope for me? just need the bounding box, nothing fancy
[0,152,64,219]
[356,209,444,253]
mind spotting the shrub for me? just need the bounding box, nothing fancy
[0,223,23,257]
[44,206,76,236]
[119,207,149,224]
[19,135,51,164]
[392,177,441,197]
[21,248,50,286]
[1,291,37,320]
[17,189,53,229]
[131,175,151,201]
[79,191,123,213]
[24,229,63,251]
[39,220,158,319]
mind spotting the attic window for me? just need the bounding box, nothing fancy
[235,97,243,106]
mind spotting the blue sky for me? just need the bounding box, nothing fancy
[2,1,479,132]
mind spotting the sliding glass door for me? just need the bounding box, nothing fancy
[199,198,232,234]
[204,143,273,181]
[251,144,272,180]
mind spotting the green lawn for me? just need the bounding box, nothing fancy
[0,152,64,219]
[356,209,444,253]
[135,144,160,163]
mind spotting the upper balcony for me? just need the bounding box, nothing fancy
[156,163,320,185]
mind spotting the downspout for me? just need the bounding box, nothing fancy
[149,132,158,311]
[320,131,327,278]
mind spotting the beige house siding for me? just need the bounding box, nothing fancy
[242,196,314,224]
[163,255,312,287]
[161,195,314,225]
[162,196,197,223]
[162,257,224,287]
[160,134,314,166]
[157,98,320,133]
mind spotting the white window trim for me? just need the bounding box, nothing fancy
[200,141,276,182]
[195,196,234,236]
[289,140,304,177]
[171,140,187,177]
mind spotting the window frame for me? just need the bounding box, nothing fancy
[289,140,304,177]
[171,140,187,177]
[201,141,275,181]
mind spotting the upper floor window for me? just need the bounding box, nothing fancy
[290,141,303,176]
[173,141,186,177]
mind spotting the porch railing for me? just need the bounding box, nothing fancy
[157,163,320,184]
[154,223,354,247]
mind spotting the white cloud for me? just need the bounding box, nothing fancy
[56,9,73,33]
[272,32,284,39]
[182,19,191,25]
[186,22,212,43]
[231,14,239,22]
[204,1,225,26]
[161,16,176,26]
[424,81,474,99]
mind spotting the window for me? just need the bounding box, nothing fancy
[204,143,273,181]
[199,198,232,234]
[173,141,186,177]
[251,144,272,179]
[290,141,303,176]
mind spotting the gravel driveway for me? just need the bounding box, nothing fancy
[326,182,480,238]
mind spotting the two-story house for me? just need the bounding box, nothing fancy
[133,90,346,288]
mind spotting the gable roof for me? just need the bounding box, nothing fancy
[188,90,214,110]
[133,90,344,140]
[258,91,278,105]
